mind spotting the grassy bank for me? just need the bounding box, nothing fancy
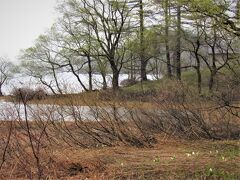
[21,67,238,107]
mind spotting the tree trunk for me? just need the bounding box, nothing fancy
[165,0,172,78]
[112,70,119,90]
[101,72,107,90]
[51,64,63,94]
[139,0,147,81]
[155,58,159,79]
[130,58,134,80]
[209,70,216,92]
[0,85,3,96]
[209,45,217,92]
[176,2,181,80]
[237,0,240,19]
[195,39,202,94]
[39,77,57,95]
[141,60,148,81]
[196,66,202,94]
[68,62,89,92]
[87,55,93,91]
[109,57,119,90]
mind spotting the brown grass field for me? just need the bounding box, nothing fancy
[0,120,239,179]
[48,138,240,179]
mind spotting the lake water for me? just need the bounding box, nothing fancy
[0,100,134,121]
[2,73,157,95]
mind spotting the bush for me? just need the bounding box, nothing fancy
[11,87,47,102]
[120,78,138,87]
[34,87,48,100]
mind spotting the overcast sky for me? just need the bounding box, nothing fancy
[0,0,58,64]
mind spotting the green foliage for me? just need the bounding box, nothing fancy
[123,64,240,98]
[125,27,164,60]
[186,0,226,14]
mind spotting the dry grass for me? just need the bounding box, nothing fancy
[2,90,220,111]
[6,91,158,109]
[6,91,123,107]
[0,120,239,180]
[0,96,11,101]
[20,137,240,179]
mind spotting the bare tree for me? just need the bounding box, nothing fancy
[58,0,134,90]
[183,19,205,94]
[202,23,234,92]
[0,57,15,96]
[19,34,76,94]
[52,18,95,92]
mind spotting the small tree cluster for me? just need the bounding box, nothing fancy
[11,87,48,102]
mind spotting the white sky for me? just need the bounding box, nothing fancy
[0,0,58,64]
